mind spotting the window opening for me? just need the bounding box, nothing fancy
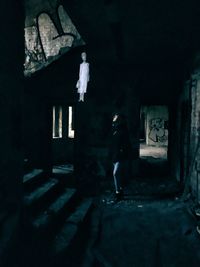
[53,106,62,138]
[68,106,75,138]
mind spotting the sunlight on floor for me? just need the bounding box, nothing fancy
[140,143,167,159]
[52,164,74,174]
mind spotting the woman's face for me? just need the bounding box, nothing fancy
[81,52,87,61]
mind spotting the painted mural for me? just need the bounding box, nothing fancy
[24,1,84,76]
[148,118,168,144]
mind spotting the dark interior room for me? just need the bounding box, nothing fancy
[1,0,200,266]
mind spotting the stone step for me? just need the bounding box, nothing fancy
[24,178,58,207]
[23,169,43,184]
[23,169,45,191]
[53,198,93,255]
[32,188,77,229]
[52,164,74,175]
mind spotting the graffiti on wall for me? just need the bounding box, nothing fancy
[24,5,84,76]
[149,118,168,143]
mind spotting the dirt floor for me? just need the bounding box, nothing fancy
[81,189,200,267]
[80,152,200,267]
[83,199,199,267]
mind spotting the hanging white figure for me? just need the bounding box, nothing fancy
[76,52,90,102]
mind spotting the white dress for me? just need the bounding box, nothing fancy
[76,62,90,93]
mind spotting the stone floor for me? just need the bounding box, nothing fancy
[79,159,200,267]
[82,198,200,267]
[26,154,199,267]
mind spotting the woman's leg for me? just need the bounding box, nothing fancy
[113,162,121,193]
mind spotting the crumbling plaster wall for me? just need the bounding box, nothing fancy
[171,53,200,201]
[189,67,200,202]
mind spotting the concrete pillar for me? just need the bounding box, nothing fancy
[126,87,140,177]
[40,101,53,174]
[22,92,53,174]
[0,0,24,265]
[74,102,90,184]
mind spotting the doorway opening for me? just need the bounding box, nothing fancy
[139,105,169,177]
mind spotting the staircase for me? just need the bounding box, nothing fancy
[22,169,93,267]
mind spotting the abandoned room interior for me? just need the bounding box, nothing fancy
[1,0,200,266]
